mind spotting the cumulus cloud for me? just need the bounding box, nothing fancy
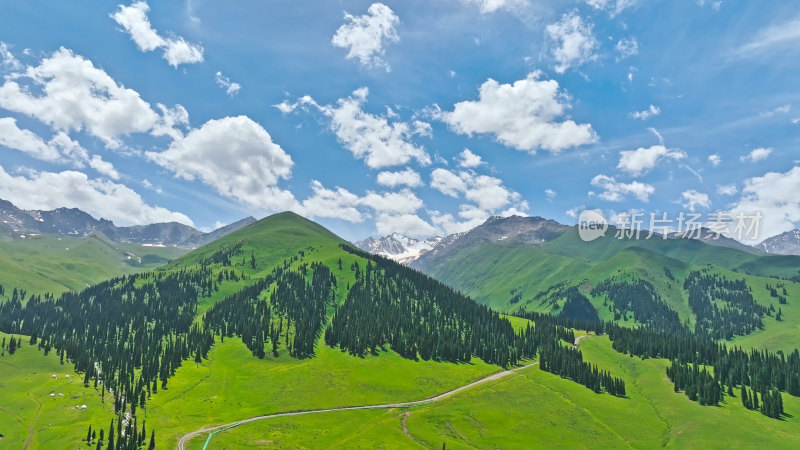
[283,88,431,169]
[0,117,119,179]
[545,188,557,200]
[434,71,596,154]
[591,174,654,202]
[615,37,639,60]
[374,212,437,237]
[214,72,241,97]
[0,48,166,149]
[546,11,598,74]
[740,147,772,163]
[428,167,528,235]
[111,1,204,68]
[376,168,423,188]
[708,153,722,167]
[331,3,399,71]
[456,148,485,168]
[628,104,661,120]
[361,189,425,215]
[300,180,363,222]
[147,116,296,210]
[617,145,686,176]
[681,189,711,212]
[431,168,524,211]
[298,180,436,238]
[728,166,800,241]
[0,165,191,226]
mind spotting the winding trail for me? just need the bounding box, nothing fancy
[176,361,540,449]
[178,334,594,449]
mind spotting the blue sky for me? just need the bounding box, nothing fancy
[0,0,799,242]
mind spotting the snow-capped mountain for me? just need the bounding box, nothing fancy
[355,233,442,265]
[756,229,800,255]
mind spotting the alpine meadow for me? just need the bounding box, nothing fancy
[2,1,800,449]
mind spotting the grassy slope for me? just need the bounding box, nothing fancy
[0,332,116,450]
[202,336,800,449]
[0,234,187,297]
[421,228,800,352]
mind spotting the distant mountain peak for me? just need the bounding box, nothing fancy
[355,233,442,265]
[0,198,253,249]
[756,228,800,255]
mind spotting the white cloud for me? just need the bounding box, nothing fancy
[628,104,661,120]
[545,188,557,200]
[147,116,296,210]
[374,212,437,238]
[0,117,69,163]
[376,168,423,188]
[361,189,424,215]
[430,168,522,211]
[298,180,437,237]
[456,148,485,168]
[0,117,119,179]
[717,184,738,196]
[462,0,527,14]
[430,206,490,236]
[0,165,191,226]
[161,37,204,68]
[760,104,791,118]
[615,37,639,60]
[300,180,362,222]
[729,166,800,241]
[740,147,772,163]
[331,3,399,71]
[0,41,22,71]
[708,153,721,167]
[617,145,686,176]
[585,0,638,16]
[732,18,800,59]
[546,11,598,73]
[88,155,120,180]
[0,48,162,149]
[430,168,468,197]
[434,71,597,154]
[215,71,241,97]
[290,88,431,169]
[648,127,664,144]
[681,189,711,212]
[591,174,654,202]
[111,1,204,68]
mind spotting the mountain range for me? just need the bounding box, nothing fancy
[0,198,255,248]
[358,215,800,265]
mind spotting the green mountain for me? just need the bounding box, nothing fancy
[412,216,800,352]
[1,212,798,449]
[0,233,188,296]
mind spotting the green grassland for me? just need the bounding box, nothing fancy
[0,332,116,450]
[0,233,187,297]
[199,336,800,449]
